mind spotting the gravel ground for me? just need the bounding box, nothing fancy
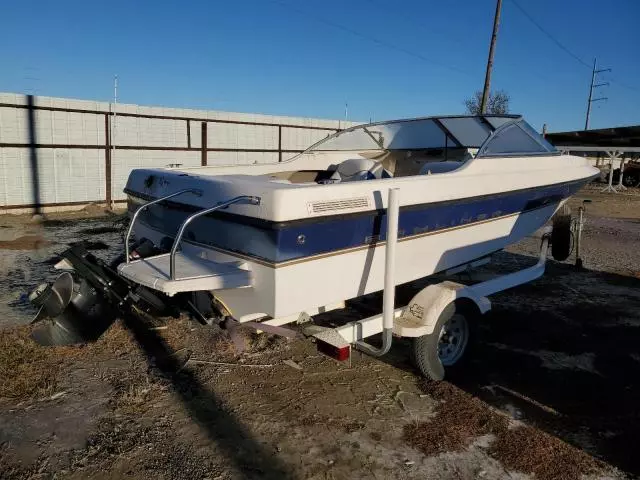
[0,187,639,479]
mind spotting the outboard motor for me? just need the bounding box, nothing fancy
[28,243,173,346]
[29,272,116,345]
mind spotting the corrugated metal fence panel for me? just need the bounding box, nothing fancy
[0,148,105,205]
[0,107,30,143]
[190,121,202,149]
[207,123,278,150]
[130,117,187,148]
[39,110,103,145]
[40,149,106,203]
[0,148,29,206]
[282,127,334,151]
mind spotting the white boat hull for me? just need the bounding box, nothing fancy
[134,200,560,320]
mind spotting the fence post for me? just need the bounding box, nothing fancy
[278,125,282,162]
[186,119,191,149]
[104,113,112,208]
[26,95,42,216]
[201,122,207,166]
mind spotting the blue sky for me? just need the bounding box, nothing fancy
[1,0,638,132]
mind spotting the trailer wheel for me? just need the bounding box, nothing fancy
[551,205,572,261]
[411,302,473,381]
[623,172,640,187]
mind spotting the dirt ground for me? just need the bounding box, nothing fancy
[1,186,640,479]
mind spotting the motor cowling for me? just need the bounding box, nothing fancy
[29,272,117,346]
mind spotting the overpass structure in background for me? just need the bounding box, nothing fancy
[547,125,640,193]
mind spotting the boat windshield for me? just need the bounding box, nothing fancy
[476,119,557,157]
[302,115,555,156]
[306,118,461,152]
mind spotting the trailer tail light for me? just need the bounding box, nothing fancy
[316,339,350,361]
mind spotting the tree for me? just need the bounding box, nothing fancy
[464,90,510,115]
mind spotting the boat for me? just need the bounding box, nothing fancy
[118,115,596,317]
[28,114,599,380]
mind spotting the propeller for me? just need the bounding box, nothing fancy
[29,273,116,346]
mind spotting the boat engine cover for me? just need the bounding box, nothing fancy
[30,276,117,346]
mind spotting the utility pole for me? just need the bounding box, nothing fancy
[584,58,610,130]
[480,0,503,114]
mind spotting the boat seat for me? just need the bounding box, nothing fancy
[117,252,252,296]
[419,161,464,175]
[327,157,392,182]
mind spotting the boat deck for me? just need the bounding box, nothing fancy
[117,253,252,296]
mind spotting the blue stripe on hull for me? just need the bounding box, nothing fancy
[132,179,585,264]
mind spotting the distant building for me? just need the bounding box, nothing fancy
[546,125,640,167]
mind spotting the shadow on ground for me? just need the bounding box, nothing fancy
[457,260,640,476]
[357,254,640,476]
[121,312,294,479]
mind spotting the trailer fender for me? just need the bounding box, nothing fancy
[394,281,491,338]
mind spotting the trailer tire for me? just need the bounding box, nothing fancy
[551,205,572,261]
[623,172,640,187]
[411,302,475,381]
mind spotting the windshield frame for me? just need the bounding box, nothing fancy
[475,118,559,158]
[291,115,523,158]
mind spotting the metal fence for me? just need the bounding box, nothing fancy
[0,94,351,212]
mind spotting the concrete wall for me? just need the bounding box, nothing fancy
[0,93,359,213]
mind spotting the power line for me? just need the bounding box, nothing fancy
[267,0,471,76]
[509,0,640,98]
[508,0,591,69]
[611,78,640,94]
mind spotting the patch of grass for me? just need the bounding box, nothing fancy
[0,326,81,399]
[404,382,606,480]
[246,329,289,354]
[0,321,139,400]
[210,334,240,357]
[156,318,194,352]
[87,322,137,357]
[67,416,220,479]
[489,424,602,480]
[403,382,509,455]
[109,370,160,415]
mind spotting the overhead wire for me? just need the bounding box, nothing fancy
[508,0,640,96]
[270,0,640,98]
[610,79,640,94]
[267,0,471,76]
[508,0,592,69]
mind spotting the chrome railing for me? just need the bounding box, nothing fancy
[169,196,261,280]
[125,189,202,263]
